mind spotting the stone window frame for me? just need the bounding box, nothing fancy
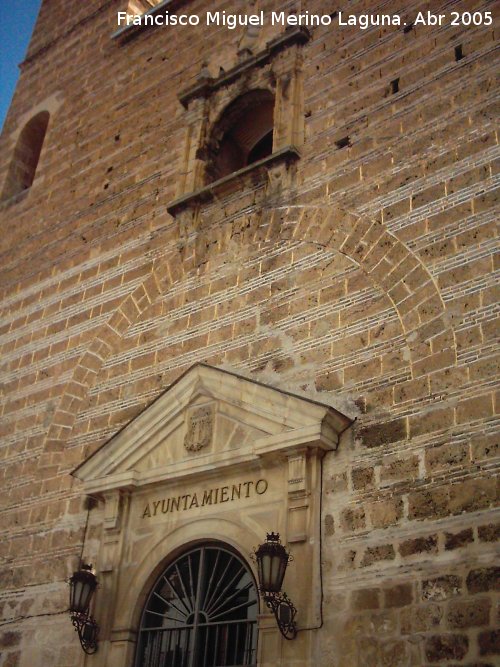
[166,26,310,217]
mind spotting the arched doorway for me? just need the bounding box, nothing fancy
[135,543,259,667]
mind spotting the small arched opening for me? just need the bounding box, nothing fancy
[134,542,259,667]
[1,111,50,201]
[205,90,275,184]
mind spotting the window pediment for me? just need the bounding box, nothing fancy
[72,363,351,494]
[177,26,310,109]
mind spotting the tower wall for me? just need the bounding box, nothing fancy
[0,2,498,665]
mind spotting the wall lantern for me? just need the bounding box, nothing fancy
[69,563,99,654]
[253,533,297,639]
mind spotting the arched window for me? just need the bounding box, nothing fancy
[135,543,259,667]
[205,90,274,184]
[128,0,162,15]
[1,111,50,201]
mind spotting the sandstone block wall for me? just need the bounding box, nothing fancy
[0,0,498,665]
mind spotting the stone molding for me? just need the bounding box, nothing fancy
[72,362,351,494]
[167,145,300,216]
[177,26,311,108]
[174,26,306,202]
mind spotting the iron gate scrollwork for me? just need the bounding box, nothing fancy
[135,544,258,667]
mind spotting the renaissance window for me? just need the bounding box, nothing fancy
[135,543,258,667]
[165,28,308,216]
[1,111,49,201]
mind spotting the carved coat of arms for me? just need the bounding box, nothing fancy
[184,404,215,452]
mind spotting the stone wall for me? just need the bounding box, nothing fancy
[0,0,498,665]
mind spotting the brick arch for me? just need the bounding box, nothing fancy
[43,204,456,454]
[42,270,162,454]
[275,205,456,379]
[185,203,457,380]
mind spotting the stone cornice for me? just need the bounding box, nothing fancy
[178,26,311,108]
[167,145,300,217]
[72,363,353,494]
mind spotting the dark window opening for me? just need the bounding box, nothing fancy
[205,90,274,184]
[335,136,351,149]
[246,130,273,165]
[135,544,258,667]
[391,78,400,94]
[455,44,464,61]
[1,111,50,201]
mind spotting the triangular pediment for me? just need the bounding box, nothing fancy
[72,364,352,494]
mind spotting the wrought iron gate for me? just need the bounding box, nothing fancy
[135,544,258,667]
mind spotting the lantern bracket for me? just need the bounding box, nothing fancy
[68,563,99,654]
[263,591,297,640]
[71,611,99,654]
[252,532,298,640]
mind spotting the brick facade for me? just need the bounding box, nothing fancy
[0,1,498,665]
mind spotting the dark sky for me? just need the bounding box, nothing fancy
[0,0,42,131]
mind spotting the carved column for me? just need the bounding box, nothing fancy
[176,96,209,198]
[285,447,324,630]
[92,489,132,667]
[287,447,309,543]
[272,45,305,150]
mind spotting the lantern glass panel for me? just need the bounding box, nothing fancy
[275,556,286,592]
[70,570,97,614]
[75,581,84,612]
[260,553,272,590]
[268,553,280,592]
[255,535,289,594]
